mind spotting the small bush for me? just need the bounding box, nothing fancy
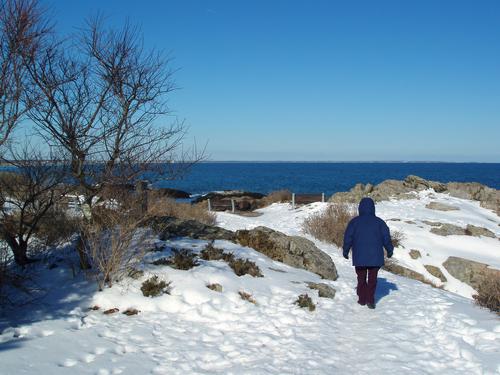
[167,249,199,270]
[473,276,500,314]
[238,290,256,304]
[35,208,80,247]
[391,230,406,248]
[229,258,263,277]
[200,241,225,261]
[200,242,235,263]
[260,190,292,207]
[148,198,216,225]
[141,275,171,297]
[295,293,316,311]
[303,202,356,247]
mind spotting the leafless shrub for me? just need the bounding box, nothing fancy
[295,293,315,311]
[303,202,356,247]
[473,276,500,314]
[238,290,256,304]
[391,229,406,248]
[148,198,216,226]
[140,275,171,297]
[80,196,148,290]
[260,190,292,207]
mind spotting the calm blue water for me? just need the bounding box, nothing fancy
[154,162,500,196]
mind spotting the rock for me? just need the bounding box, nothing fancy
[409,249,422,259]
[123,308,140,316]
[103,308,119,315]
[425,202,459,211]
[404,175,447,192]
[465,224,496,238]
[382,260,428,284]
[430,223,466,236]
[443,256,500,290]
[149,216,236,241]
[422,220,442,227]
[424,265,447,282]
[206,283,223,292]
[306,282,336,299]
[148,188,191,200]
[236,226,338,280]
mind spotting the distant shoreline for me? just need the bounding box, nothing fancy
[202,161,500,164]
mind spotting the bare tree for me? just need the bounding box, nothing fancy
[0,0,50,148]
[0,144,68,265]
[26,16,203,209]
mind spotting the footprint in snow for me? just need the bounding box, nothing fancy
[59,358,78,367]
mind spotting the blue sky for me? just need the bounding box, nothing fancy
[50,0,500,162]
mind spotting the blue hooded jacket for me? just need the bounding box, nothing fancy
[342,197,394,267]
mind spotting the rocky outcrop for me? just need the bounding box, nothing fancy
[446,182,500,214]
[443,256,500,291]
[193,191,266,212]
[306,282,336,299]
[424,265,447,282]
[150,217,236,241]
[329,175,500,216]
[148,188,191,200]
[236,226,338,280]
[425,202,459,211]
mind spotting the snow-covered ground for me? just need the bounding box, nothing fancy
[0,192,499,374]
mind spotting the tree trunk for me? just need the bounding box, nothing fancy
[4,234,30,266]
[76,232,91,270]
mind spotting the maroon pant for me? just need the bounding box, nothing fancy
[355,266,379,305]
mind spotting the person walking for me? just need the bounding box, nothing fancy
[342,197,394,309]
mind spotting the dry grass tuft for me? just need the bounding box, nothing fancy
[473,276,500,314]
[295,293,316,311]
[260,190,292,207]
[140,275,172,297]
[303,202,356,247]
[167,249,199,270]
[148,198,216,225]
[229,258,263,277]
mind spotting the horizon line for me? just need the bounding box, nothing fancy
[202,160,500,164]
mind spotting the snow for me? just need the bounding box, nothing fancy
[1,192,499,374]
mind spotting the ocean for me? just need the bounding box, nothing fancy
[154,162,500,196]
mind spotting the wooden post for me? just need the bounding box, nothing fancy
[292,193,295,209]
[231,199,235,213]
[207,199,211,212]
[322,193,325,203]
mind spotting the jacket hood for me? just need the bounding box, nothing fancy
[358,197,375,216]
